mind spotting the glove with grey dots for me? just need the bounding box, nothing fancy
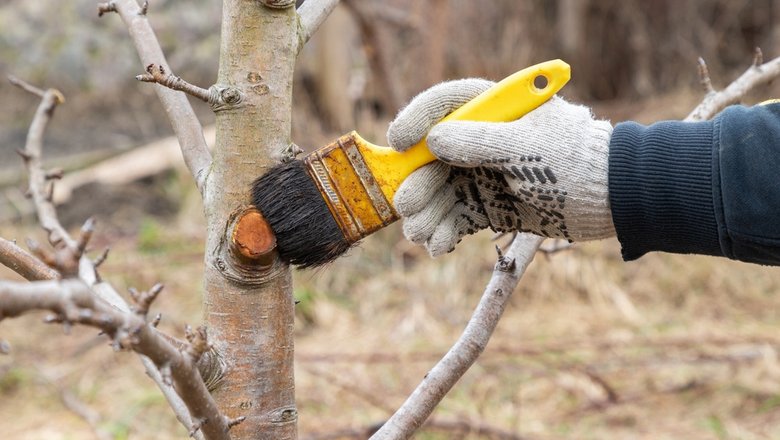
[387,79,616,256]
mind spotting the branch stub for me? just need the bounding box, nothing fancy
[230,207,277,267]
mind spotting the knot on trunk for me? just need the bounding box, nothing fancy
[259,0,295,8]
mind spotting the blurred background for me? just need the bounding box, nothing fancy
[2,0,780,438]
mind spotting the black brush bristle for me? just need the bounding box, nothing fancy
[252,160,352,268]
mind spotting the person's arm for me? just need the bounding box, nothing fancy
[610,103,780,265]
[387,78,780,265]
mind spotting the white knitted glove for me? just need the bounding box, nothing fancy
[387,79,616,256]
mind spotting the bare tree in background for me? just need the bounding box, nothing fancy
[4,1,780,440]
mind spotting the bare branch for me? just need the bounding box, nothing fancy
[129,282,164,317]
[137,63,214,104]
[100,282,209,440]
[143,361,205,440]
[8,75,47,97]
[101,0,212,193]
[11,74,216,439]
[11,77,120,288]
[686,50,780,121]
[0,237,59,281]
[696,57,715,94]
[753,46,764,67]
[93,247,110,268]
[0,279,231,440]
[371,234,544,440]
[226,416,247,430]
[9,77,71,249]
[297,0,341,46]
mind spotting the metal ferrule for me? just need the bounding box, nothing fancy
[304,134,399,243]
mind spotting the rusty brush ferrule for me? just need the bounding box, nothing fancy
[304,133,398,243]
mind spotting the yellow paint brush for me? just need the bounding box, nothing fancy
[252,60,571,267]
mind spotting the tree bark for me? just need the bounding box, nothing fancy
[204,2,299,439]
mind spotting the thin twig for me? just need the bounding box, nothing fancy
[136,64,214,104]
[686,49,780,121]
[696,57,715,94]
[9,76,71,250]
[753,46,764,67]
[297,0,341,47]
[370,234,544,440]
[8,75,46,96]
[93,248,110,268]
[101,0,211,193]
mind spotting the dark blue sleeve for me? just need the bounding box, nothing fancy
[608,103,780,265]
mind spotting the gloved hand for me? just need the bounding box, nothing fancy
[387,78,616,256]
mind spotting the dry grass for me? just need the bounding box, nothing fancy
[3,204,780,439]
[295,228,780,440]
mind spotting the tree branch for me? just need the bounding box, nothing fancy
[297,0,341,48]
[0,237,59,281]
[0,279,233,440]
[8,75,222,440]
[8,76,70,250]
[370,234,544,440]
[686,48,780,121]
[99,0,212,193]
[136,63,214,104]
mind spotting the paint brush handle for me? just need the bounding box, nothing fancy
[359,59,572,203]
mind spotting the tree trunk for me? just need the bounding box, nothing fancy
[204,1,299,439]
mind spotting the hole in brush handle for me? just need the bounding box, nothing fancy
[533,74,549,91]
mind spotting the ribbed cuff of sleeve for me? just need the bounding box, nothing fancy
[608,119,722,261]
